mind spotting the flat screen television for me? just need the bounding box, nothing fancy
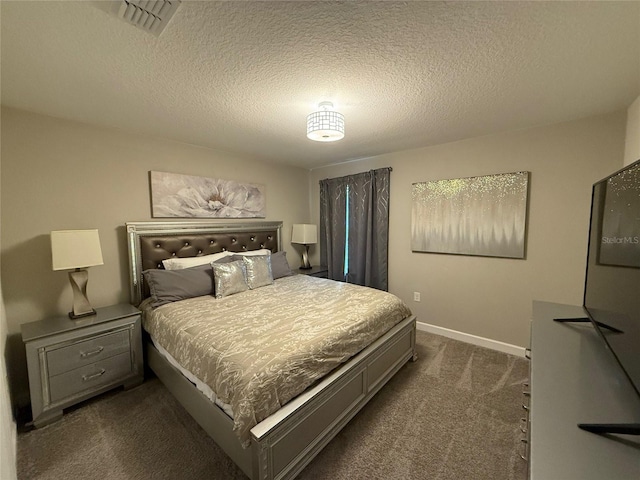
[581,158,640,434]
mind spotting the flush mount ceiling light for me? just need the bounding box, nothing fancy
[306,101,345,142]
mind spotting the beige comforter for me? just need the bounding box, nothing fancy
[142,275,412,446]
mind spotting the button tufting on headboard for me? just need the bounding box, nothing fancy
[129,222,281,305]
[136,229,279,277]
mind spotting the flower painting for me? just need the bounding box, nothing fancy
[411,171,529,258]
[150,171,266,218]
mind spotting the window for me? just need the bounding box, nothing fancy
[343,184,350,280]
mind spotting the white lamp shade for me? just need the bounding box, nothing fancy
[291,224,317,245]
[51,229,104,271]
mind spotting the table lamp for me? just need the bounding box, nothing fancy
[51,229,104,319]
[291,224,317,270]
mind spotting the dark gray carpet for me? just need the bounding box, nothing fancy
[17,331,529,479]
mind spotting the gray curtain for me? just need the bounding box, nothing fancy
[319,177,347,281]
[319,168,391,291]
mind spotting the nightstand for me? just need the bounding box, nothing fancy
[21,303,143,427]
[298,265,329,278]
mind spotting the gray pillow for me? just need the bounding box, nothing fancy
[270,251,294,279]
[242,255,274,289]
[212,259,249,298]
[143,264,213,308]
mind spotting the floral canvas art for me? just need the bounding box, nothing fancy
[411,171,529,258]
[150,171,266,218]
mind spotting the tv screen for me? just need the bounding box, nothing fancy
[583,159,640,398]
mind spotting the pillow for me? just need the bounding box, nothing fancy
[143,264,214,308]
[162,251,232,270]
[270,251,294,279]
[242,255,274,289]
[232,248,272,257]
[211,260,249,298]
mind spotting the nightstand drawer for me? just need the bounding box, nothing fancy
[46,329,131,377]
[48,352,133,403]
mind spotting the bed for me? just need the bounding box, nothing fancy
[126,220,417,480]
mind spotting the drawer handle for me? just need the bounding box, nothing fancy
[520,439,528,461]
[80,346,104,358]
[525,348,531,359]
[82,369,106,382]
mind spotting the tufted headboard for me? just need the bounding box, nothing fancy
[126,221,282,305]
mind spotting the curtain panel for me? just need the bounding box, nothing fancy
[319,167,391,291]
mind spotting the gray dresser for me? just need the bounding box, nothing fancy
[22,303,143,427]
[529,301,640,479]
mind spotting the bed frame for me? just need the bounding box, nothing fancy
[126,221,417,480]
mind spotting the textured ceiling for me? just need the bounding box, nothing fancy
[1,1,639,169]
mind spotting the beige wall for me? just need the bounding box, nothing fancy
[1,285,17,480]
[624,95,640,166]
[0,107,310,405]
[309,112,626,348]
[1,120,18,479]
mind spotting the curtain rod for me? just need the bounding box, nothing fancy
[319,167,392,182]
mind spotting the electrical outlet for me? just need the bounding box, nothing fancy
[413,292,421,302]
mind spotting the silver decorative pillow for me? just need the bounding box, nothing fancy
[243,255,274,289]
[211,260,249,298]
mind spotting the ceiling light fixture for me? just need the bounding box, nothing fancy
[306,101,345,142]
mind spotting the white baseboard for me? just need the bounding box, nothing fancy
[416,321,526,357]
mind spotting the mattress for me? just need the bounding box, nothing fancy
[141,275,412,446]
[148,334,235,418]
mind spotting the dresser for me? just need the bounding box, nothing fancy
[528,301,640,479]
[21,303,143,427]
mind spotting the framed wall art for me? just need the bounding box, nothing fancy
[411,171,530,258]
[150,171,266,218]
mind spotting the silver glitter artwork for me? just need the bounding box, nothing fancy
[150,171,266,218]
[411,171,530,258]
[599,161,640,267]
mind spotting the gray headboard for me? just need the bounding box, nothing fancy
[126,221,282,305]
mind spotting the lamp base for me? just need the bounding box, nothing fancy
[68,269,97,320]
[300,244,312,269]
[68,309,97,320]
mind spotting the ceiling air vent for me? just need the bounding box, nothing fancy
[113,0,181,36]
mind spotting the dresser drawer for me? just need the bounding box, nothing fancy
[48,352,133,403]
[46,329,131,377]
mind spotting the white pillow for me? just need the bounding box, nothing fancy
[163,251,232,270]
[233,248,272,257]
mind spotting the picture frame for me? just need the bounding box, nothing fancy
[150,171,266,218]
[411,171,530,258]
